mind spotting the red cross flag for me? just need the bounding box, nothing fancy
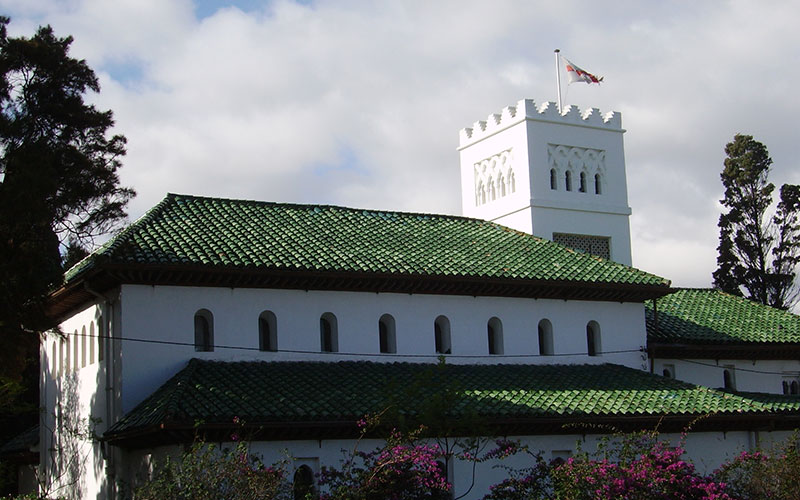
[564,58,603,84]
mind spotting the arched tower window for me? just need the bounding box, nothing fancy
[379,314,396,354]
[320,313,338,353]
[565,171,573,191]
[293,465,315,500]
[579,172,587,193]
[550,169,557,190]
[792,381,799,395]
[538,319,553,356]
[73,330,79,370]
[259,311,278,352]
[434,316,451,354]
[51,342,57,375]
[488,317,503,355]
[594,173,602,194]
[586,321,601,357]
[194,309,214,352]
[97,316,104,362]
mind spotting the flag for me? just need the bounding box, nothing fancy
[564,58,603,84]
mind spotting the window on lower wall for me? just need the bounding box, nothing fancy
[488,317,504,355]
[320,313,338,353]
[293,465,315,500]
[723,366,736,391]
[194,309,214,352]
[782,375,799,395]
[538,319,554,356]
[586,321,601,357]
[379,314,396,354]
[258,311,278,352]
[434,316,451,354]
[662,364,675,379]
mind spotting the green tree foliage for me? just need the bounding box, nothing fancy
[0,17,134,389]
[713,134,800,310]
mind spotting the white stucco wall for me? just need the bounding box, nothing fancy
[653,357,800,394]
[118,284,649,413]
[41,302,114,500]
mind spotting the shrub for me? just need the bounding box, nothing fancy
[713,433,800,500]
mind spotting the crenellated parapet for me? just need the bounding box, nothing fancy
[459,99,622,148]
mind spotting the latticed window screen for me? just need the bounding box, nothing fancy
[553,233,610,260]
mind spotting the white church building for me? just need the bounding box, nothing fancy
[35,99,800,499]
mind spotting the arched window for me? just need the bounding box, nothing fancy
[550,169,557,190]
[662,365,675,379]
[320,313,338,353]
[194,309,214,352]
[60,339,66,376]
[259,311,278,352]
[65,337,70,373]
[792,381,799,395]
[565,171,573,191]
[293,465,315,500]
[579,172,587,193]
[723,367,736,390]
[594,173,602,194]
[89,322,95,364]
[51,343,57,375]
[586,321,601,357]
[81,326,87,368]
[434,316,451,354]
[537,319,553,356]
[784,381,790,394]
[488,317,503,355]
[97,317,104,362]
[379,314,396,354]
[73,330,79,370]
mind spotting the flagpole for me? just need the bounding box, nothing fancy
[554,49,563,112]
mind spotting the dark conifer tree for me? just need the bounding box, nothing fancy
[713,134,800,310]
[0,18,134,407]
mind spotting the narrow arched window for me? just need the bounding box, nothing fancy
[65,337,70,373]
[579,172,587,193]
[550,169,557,190]
[784,381,790,394]
[60,339,66,376]
[723,367,735,390]
[792,381,799,395]
[586,321,601,357]
[320,313,338,353]
[194,309,214,352]
[259,311,278,352]
[97,317,104,362]
[293,465,315,500]
[379,314,396,354]
[89,322,95,364]
[434,316,451,354]
[565,171,573,191]
[51,342,57,375]
[73,330,79,370]
[538,319,553,356]
[80,326,87,368]
[488,317,503,355]
[594,173,602,194]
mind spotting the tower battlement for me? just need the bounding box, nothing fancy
[459,99,622,149]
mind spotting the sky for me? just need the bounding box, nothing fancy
[2,0,799,288]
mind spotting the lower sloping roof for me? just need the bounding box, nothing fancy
[105,360,800,447]
[647,288,800,358]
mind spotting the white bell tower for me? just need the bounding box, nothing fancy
[458,99,632,265]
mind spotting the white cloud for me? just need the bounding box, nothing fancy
[3,0,800,288]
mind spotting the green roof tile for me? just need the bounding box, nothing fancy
[107,360,800,439]
[646,288,800,344]
[65,193,669,289]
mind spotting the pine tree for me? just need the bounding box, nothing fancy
[0,18,134,402]
[713,134,800,310]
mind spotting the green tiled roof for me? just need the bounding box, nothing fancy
[106,359,800,442]
[646,288,800,344]
[65,193,668,289]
